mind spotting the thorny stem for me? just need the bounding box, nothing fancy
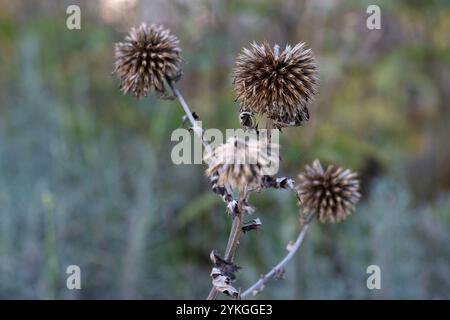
[241,220,311,299]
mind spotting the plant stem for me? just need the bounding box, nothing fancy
[167,80,211,153]
[240,221,311,299]
[206,212,243,300]
[168,81,234,195]
[167,80,243,300]
[206,187,247,300]
[224,211,243,261]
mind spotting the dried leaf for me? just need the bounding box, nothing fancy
[210,251,241,280]
[274,267,286,280]
[210,252,241,299]
[286,241,294,252]
[210,268,240,299]
[252,283,265,296]
[242,218,262,233]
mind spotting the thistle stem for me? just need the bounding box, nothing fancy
[167,80,243,300]
[206,283,220,300]
[224,211,243,261]
[240,221,311,299]
[167,80,211,153]
[206,187,247,300]
[168,81,234,195]
[206,213,242,300]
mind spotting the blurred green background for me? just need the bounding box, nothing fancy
[1,0,450,299]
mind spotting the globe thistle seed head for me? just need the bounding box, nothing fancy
[297,160,361,223]
[113,24,182,99]
[234,42,318,128]
[204,137,279,190]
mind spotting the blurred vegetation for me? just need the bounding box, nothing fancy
[0,0,450,299]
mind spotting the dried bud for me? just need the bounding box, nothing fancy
[113,24,182,99]
[297,160,361,223]
[204,137,279,190]
[234,42,318,128]
[239,111,256,129]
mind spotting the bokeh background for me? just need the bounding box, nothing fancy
[1,0,450,299]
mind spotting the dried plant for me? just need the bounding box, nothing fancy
[204,136,279,190]
[113,24,182,99]
[113,24,360,300]
[209,251,241,298]
[297,160,361,223]
[234,42,318,128]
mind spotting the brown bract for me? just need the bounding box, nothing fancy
[234,42,318,128]
[113,24,182,99]
[297,160,361,223]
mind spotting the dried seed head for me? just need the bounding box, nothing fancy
[234,42,318,128]
[113,24,182,99]
[297,160,361,223]
[204,136,279,190]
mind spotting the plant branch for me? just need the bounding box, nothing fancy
[167,80,235,197]
[224,186,247,259]
[168,81,308,300]
[224,212,244,261]
[167,80,245,300]
[206,214,243,300]
[240,221,311,299]
[207,187,248,300]
[167,80,211,153]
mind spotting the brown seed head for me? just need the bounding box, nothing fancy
[233,42,318,128]
[204,137,279,190]
[297,160,361,223]
[113,24,182,99]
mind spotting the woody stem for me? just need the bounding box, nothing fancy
[206,187,248,300]
[167,80,243,300]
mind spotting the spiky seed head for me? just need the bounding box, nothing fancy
[204,137,279,190]
[297,160,361,223]
[233,42,318,128]
[113,24,182,99]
